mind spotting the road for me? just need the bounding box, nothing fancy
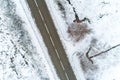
[26,0,77,80]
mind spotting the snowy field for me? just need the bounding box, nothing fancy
[1,0,120,80]
[45,0,120,80]
[0,0,57,80]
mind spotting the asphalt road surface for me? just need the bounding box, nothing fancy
[26,0,77,80]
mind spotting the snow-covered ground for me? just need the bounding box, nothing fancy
[0,0,57,80]
[1,0,120,80]
[45,0,120,80]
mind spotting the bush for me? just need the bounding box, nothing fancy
[67,22,91,42]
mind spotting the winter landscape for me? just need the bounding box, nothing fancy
[0,0,120,80]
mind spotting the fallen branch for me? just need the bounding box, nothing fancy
[90,44,120,59]
[86,46,93,64]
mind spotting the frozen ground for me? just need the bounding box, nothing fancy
[0,0,56,80]
[45,0,120,80]
[1,0,120,80]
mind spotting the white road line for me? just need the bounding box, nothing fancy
[34,0,44,21]
[33,0,70,80]
[49,36,56,48]
[60,61,65,71]
[34,0,61,61]
[33,0,61,63]
[60,61,70,80]
[65,73,70,80]
[20,1,61,80]
[54,49,61,59]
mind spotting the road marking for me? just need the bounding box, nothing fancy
[65,72,70,80]
[33,0,70,80]
[54,49,61,59]
[35,3,61,60]
[20,1,63,80]
[60,61,65,71]
[34,0,44,21]
[60,61,70,80]
[33,0,61,64]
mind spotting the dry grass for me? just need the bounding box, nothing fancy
[67,22,91,42]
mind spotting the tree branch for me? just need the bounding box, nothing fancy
[90,44,120,59]
[86,46,93,64]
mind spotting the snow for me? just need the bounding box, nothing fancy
[0,0,56,80]
[1,0,120,79]
[45,0,120,80]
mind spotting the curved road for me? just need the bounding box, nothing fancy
[26,0,77,80]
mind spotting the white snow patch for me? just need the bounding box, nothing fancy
[45,0,120,80]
